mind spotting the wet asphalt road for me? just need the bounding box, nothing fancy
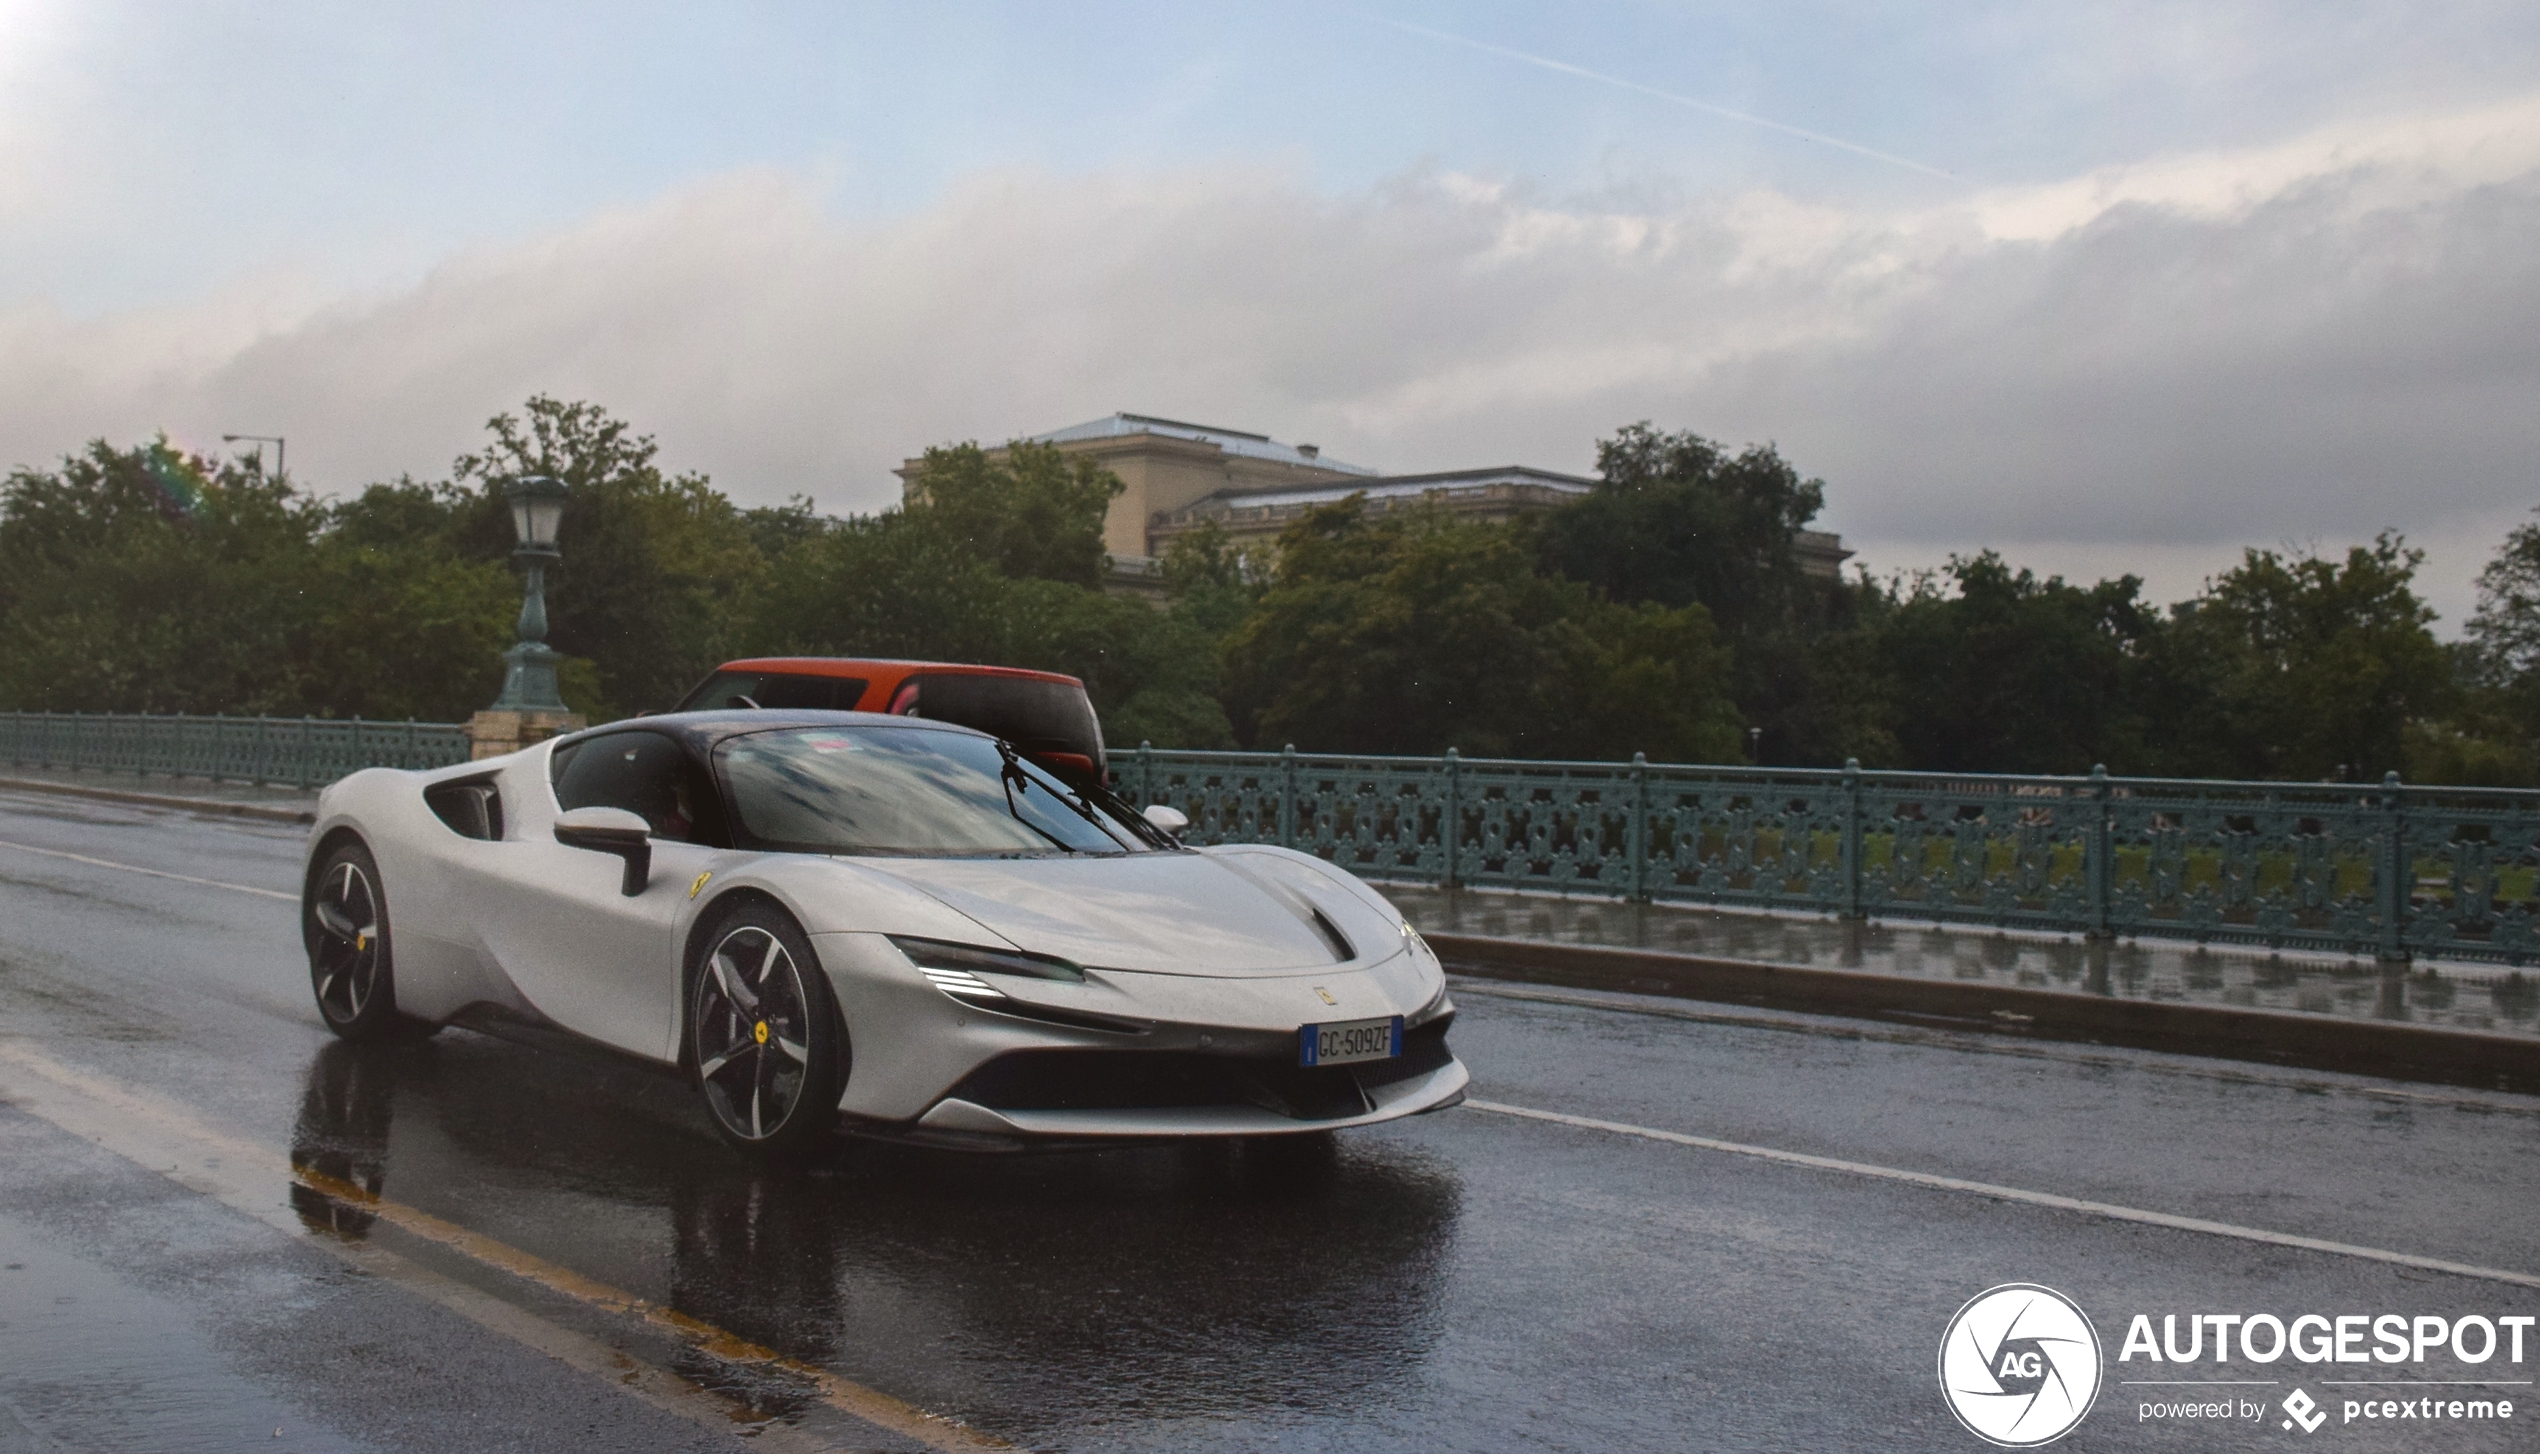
[1,786,2537,1453]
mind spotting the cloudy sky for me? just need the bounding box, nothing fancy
[4,2,2536,623]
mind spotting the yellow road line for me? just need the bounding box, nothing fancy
[0,1041,1007,1452]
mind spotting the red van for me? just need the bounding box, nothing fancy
[672,658,1107,786]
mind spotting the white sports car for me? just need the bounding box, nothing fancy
[300,710,1466,1152]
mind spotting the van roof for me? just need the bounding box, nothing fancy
[712,658,1083,688]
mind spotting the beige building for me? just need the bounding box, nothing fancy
[899,412,1850,594]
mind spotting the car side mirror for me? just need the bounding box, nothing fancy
[1142,804,1190,838]
[555,806,653,896]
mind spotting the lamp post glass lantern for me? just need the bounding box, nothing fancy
[221,433,284,479]
[509,480,565,554]
[489,476,571,712]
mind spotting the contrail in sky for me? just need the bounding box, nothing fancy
[1366,14,1964,184]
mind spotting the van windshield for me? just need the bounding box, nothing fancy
[715,725,1149,857]
[677,671,867,712]
[892,673,1106,782]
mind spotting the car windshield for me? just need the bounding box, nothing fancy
[715,725,1150,857]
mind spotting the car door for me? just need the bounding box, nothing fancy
[469,729,724,1060]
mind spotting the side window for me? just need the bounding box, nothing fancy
[551,731,727,845]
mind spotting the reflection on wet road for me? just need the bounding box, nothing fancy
[2,787,2537,1452]
[284,1035,1461,1443]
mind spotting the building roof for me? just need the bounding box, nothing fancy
[1162,464,1595,517]
[1029,412,1377,477]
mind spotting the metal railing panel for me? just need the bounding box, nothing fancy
[0,711,471,789]
[13,714,2540,964]
[1115,745,2540,965]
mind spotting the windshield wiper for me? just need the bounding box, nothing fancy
[995,742,1080,853]
[999,740,1123,834]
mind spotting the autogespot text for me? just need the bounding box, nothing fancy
[2121,1311,2529,1429]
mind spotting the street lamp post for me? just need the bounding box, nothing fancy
[488,475,570,712]
[467,475,584,758]
[221,434,285,479]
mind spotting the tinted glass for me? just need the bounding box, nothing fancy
[675,671,869,713]
[715,726,1148,857]
[552,730,727,844]
[900,674,1104,776]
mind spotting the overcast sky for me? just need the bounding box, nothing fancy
[4,1,2536,625]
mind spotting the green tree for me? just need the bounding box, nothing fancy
[1002,578,1237,749]
[2463,512,2540,703]
[0,441,515,718]
[1158,520,1265,642]
[2405,514,2540,784]
[303,477,516,718]
[452,396,764,716]
[731,492,1237,748]
[2136,534,2450,780]
[736,510,1018,666]
[1870,554,2156,774]
[1534,424,1826,638]
[902,440,1125,587]
[1221,499,1742,760]
[0,440,309,712]
[1532,423,1850,762]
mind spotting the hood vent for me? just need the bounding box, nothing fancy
[1306,907,1355,964]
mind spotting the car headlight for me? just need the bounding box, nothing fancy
[1402,925,1452,1027]
[888,936,1085,1004]
[1408,980,1455,1027]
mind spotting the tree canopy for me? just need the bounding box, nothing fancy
[0,400,2521,784]
[1220,498,1741,760]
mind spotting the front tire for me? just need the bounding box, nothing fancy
[688,905,844,1155]
[304,839,431,1041]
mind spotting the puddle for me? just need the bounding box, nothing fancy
[0,1212,368,1453]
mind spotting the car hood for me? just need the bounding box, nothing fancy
[853,851,1360,976]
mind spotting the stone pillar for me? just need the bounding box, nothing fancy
[466,708,584,761]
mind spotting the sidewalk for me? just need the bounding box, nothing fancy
[1388,885,2540,1042]
[0,767,320,818]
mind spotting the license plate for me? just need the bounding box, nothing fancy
[1300,1015,1403,1067]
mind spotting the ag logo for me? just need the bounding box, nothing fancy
[1938,1284,2103,1446]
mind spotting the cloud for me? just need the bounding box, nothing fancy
[2,93,2536,626]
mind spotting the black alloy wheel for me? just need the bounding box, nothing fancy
[304,840,431,1041]
[689,906,843,1154]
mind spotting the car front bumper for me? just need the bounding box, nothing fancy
[810,930,1463,1142]
[912,1055,1469,1141]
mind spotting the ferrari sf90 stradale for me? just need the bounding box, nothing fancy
[301,711,1465,1152]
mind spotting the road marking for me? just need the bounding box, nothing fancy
[0,1041,1007,1452]
[0,836,296,901]
[1464,1098,2540,1291]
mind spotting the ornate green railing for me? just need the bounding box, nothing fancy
[0,711,471,789]
[10,712,2537,965]
[1114,745,2540,967]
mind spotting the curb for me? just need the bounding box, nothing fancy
[1428,932,2540,1096]
[0,775,316,826]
